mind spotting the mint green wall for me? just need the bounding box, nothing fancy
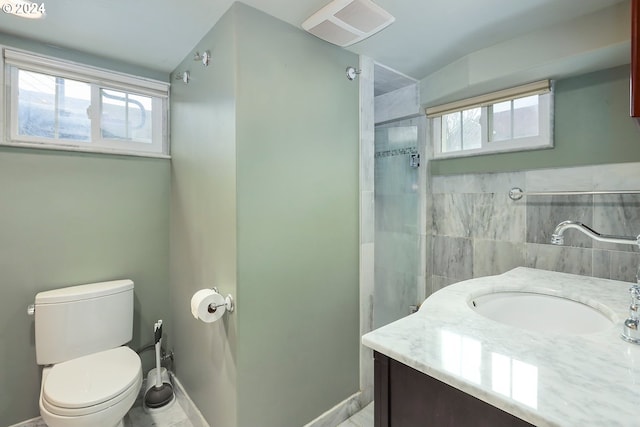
[170,4,360,427]
[0,148,170,426]
[0,34,171,426]
[169,7,239,427]
[430,65,640,175]
[234,5,359,427]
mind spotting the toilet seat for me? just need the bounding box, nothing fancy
[41,346,141,416]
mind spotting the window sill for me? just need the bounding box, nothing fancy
[433,141,553,160]
[0,140,171,159]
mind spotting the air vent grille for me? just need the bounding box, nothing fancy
[307,20,361,46]
[302,0,395,47]
[334,0,389,33]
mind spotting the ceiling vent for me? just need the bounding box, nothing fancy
[302,0,395,47]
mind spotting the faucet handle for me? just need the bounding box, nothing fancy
[628,285,640,321]
[623,285,640,343]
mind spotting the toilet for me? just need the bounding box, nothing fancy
[33,280,143,427]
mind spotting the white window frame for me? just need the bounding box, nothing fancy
[428,81,554,159]
[2,48,170,158]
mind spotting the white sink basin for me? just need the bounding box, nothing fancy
[469,291,614,334]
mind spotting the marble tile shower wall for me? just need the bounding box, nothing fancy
[429,163,640,294]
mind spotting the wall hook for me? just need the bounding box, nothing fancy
[176,71,190,84]
[194,51,211,66]
[346,66,361,81]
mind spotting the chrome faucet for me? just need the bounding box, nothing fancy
[622,278,640,344]
[550,220,640,247]
[550,220,640,344]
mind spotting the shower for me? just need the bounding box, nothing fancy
[373,116,426,328]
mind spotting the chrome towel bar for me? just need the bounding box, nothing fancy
[508,187,640,201]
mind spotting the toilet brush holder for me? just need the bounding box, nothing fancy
[143,320,175,412]
[144,367,171,394]
[143,367,175,412]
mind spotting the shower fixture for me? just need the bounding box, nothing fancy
[346,66,361,80]
[193,51,211,66]
[175,71,190,84]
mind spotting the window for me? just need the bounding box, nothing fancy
[3,48,169,157]
[428,81,553,158]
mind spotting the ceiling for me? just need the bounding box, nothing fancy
[0,0,627,81]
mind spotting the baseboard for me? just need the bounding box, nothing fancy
[304,389,372,427]
[171,373,211,427]
[7,416,47,427]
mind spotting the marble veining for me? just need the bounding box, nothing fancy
[592,195,640,252]
[429,162,640,293]
[432,236,473,280]
[358,55,375,410]
[362,267,640,427]
[336,403,374,427]
[525,195,594,248]
[473,240,525,278]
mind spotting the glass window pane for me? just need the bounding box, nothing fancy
[462,108,481,149]
[127,94,152,144]
[17,70,90,141]
[57,79,91,141]
[101,89,152,143]
[491,100,512,142]
[101,89,127,140]
[441,112,461,153]
[513,95,539,138]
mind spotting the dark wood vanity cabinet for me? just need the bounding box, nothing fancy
[632,0,640,117]
[373,352,535,427]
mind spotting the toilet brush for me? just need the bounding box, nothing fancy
[143,320,175,409]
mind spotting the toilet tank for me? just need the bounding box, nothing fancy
[34,279,134,365]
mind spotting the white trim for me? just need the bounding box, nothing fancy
[303,390,369,427]
[0,140,171,158]
[426,80,551,117]
[4,48,169,98]
[432,89,553,159]
[3,46,170,157]
[171,374,211,427]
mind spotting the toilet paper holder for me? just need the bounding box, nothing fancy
[209,287,235,314]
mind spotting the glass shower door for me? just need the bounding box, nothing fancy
[374,117,423,328]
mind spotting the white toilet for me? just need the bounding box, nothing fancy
[33,279,143,427]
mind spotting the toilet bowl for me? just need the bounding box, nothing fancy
[39,346,142,427]
[32,279,142,427]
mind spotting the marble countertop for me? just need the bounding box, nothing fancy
[362,267,640,427]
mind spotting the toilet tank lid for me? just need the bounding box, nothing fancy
[35,280,134,304]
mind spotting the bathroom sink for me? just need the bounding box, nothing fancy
[469,291,613,334]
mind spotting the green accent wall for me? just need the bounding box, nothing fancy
[0,35,171,427]
[430,65,640,175]
[170,4,360,427]
[169,6,239,427]
[234,5,359,427]
[0,148,170,426]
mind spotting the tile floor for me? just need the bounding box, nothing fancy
[127,399,373,427]
[18,398,194,427]
[124,395,194,427]
[337,402,374,427]
[20,398,370,427]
